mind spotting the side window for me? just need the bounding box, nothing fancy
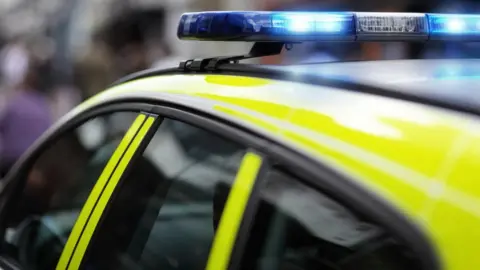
[81,118,247,270]
[2,111,139,270]
[238,169,423,270]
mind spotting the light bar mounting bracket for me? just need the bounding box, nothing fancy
[179,42,286,72]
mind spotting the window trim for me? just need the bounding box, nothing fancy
[141,104,439,270]
[206,151,264,270]
[227,156,270,269]
[0,102,154,248]
[67,114,158,270]
[77,113,163,269]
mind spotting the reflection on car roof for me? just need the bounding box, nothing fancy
[266,59,480,115]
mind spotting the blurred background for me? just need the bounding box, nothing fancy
[0,0,479,174]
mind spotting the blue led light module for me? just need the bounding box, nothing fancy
[428,14,480,40]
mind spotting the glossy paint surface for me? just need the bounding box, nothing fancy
[72,73,480,269]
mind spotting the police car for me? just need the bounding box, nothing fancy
[0,11,477,270]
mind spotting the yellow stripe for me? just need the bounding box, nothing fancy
[56,114,147,270]
[67,115,156,270]
[206,152,263,270]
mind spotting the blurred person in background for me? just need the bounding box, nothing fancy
[75,32,116,101]
[29,34,82,122]
[75,7,173,136]
[150,38,183,70]
[49,72,82,122]
[75,7,171,101]
[0,39,30,90]
[102,8,169,77]
[0,51,52,178]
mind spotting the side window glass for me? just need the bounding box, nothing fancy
[82,118,247,270]
[3,111,139,270]
[239,170,423,270]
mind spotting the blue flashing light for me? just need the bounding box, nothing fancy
[178,12,355,41]
[428,14,480,40]
[272,13,352,34]
[177,11,480,42]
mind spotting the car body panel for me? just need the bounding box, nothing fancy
[85,75,469,201]
[426,127,480,270]
[49,70,480,269]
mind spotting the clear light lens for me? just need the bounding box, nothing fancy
[356,13,427,33]
[355,13,428,41]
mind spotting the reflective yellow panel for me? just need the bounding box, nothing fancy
[206,152,263,270]
[427,123,480,270]
[203,94,468,218]
[204,75,271,87]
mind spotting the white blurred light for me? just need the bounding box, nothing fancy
[279,14,346,33]
[289,16,311,32]
[446,18,466,33]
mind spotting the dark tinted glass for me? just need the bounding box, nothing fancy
[82,118,246,270]
[239,170,422,270]
[2,112,138,270]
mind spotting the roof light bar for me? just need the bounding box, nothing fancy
[177,11,480,42]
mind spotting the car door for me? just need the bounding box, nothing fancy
[0,102,154,270]
[60,105,265,270]
[231,167,429,270]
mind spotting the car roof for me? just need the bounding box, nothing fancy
[269,59,480,112]
[118,59,480,116]
[220,59,480,116]
[267,59,480,103]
